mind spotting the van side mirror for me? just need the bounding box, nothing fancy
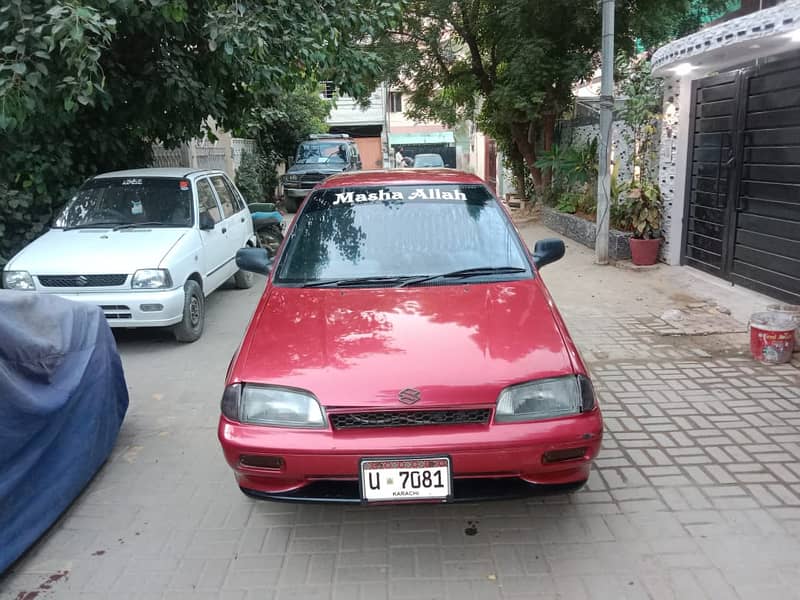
[199,213,216,230]
[236,247,273,276]
[533,238,565,269]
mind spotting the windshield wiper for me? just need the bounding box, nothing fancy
[303,275,422,288]
[112,221,169,231]
[63,221,123,231]
[398,266,527,287]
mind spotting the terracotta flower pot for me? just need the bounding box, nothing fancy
[629,237,661,266]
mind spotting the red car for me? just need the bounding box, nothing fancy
[218,170,602,503]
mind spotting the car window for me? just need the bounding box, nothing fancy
[53,177,194,228]
[211,176,237,218]
[295,141,348,165]
[275,184,531,285]
[197,178,222,224]
[414,155,444,167]
[224,176,247,211]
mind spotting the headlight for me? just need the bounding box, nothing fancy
[284,174,300,183]
[2,270,35,290]
[495,375,595,423]
[221,384,326,428]
[131,269,172,289]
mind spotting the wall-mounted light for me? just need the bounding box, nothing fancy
[671,62,697,76]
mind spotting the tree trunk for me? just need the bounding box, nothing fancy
[541,113,556,189]
[510,122,542,191]
[508,145,526,197]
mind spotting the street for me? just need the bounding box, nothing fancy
[2,222,799,600]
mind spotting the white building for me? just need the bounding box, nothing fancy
[324,85,387,170]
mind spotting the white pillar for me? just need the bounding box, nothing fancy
[661,75,694,266]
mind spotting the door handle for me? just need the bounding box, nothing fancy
[221,227,227,234]
[241,217,245,223]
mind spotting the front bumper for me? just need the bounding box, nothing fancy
[218,410,603,503]
[283,185,313,199]
[37,287,185,327]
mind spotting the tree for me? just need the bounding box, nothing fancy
[375,0,727,195]
[0,0,401,259]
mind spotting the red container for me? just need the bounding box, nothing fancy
[749,312,796,364]
[629,238,661,266]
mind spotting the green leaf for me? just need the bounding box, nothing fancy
[11,62,26,75]
[2,45,17,54]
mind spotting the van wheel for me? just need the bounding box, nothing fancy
[172,280,204,343]
[234,269,254,289]
[283,196,298,213]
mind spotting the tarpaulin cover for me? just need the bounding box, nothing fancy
[0,291,128,573]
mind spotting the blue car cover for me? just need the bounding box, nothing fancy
[0,292,128,573]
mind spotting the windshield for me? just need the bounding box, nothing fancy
[275,185,531,285]
[295,141,348,165]
[414,154,444,167]
[53,177,194,229]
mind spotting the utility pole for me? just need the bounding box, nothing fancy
[595,0,615,264]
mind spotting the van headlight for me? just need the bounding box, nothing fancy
[132,269,172,289]
[2,270,35,290]
[221,384,326,428]
[284,174,300,183]
[495,375,596,423]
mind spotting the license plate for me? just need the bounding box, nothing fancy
[360,457,452,502]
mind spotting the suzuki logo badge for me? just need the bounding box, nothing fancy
[398,388,421,405]
[76,275,89,287]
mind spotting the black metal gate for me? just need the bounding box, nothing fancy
[683,55,800,304]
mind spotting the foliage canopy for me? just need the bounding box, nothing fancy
[375,0,727,194]
[0,0,400,259]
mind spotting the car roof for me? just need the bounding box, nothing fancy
[319,169,485,189]
[93,168,219,179]
[414,153,443,158]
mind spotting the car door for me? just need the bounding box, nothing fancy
[210,174,248,259]
[196,177,232,292]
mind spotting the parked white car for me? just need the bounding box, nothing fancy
[2,168,256,342]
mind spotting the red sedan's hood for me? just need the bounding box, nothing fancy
[235,281,574,409]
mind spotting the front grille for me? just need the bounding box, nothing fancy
[301,173,326,184]
[100,305,132,319]
[330,409,491,430]
[39,274,127,287]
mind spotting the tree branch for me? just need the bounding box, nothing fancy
[450,4,492,95]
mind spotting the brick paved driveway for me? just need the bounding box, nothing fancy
[2,224,799,600]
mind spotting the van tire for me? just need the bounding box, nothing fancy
[172,280,204,343]
[283,196,298,213]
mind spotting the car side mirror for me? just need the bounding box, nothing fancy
[236,247,273,276]
[199,213,216,230]
[533,238,565,269]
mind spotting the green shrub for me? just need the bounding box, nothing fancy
[236,151,266,205]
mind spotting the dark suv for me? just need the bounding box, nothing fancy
[281,134,362,212]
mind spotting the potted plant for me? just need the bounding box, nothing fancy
[625,180,662,265]
[616,54,664,265]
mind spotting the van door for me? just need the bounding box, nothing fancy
[196,177,232,291]
[210,174,248,258]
